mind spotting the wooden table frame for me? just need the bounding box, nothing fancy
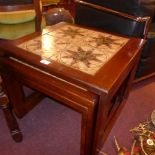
[0,23,145,155]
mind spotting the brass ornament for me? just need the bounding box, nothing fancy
[151,110,155,125]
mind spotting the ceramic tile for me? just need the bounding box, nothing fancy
[18,23,129,75]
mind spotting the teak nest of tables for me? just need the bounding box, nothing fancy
[0,22,145,155]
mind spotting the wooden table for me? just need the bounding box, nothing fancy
[0,22,145,155]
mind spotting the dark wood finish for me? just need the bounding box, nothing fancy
[0,79,22,142]
[33,0,42,31]
[0,23,145,155]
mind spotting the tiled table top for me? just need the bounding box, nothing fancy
[18,23,129,75]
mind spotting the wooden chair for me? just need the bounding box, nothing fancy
[0,0,45,142]
[0,0,45,40]
[75,0,150,39]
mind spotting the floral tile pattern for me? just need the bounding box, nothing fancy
[18,23,129,75]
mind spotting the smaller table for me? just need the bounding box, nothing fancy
[0,22,145,155]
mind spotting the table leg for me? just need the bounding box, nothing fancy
[0,85,22,142]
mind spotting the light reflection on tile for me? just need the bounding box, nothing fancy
[18,23,129,75]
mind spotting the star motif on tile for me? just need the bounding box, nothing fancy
[63,47,102,67]
[59,27,84,38]
[26,40,42,51]
[92,35,121,47]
